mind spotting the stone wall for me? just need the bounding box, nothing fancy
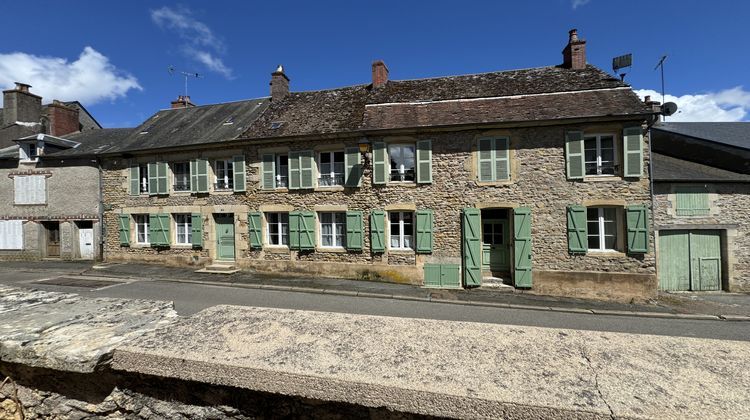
[102,120,655,295]
[653,182,750,292]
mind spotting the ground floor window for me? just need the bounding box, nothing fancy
[389,211,413,249]
[587,207,618,251]
[267,212,289,246]
[134,214,149,244]
[0,220,23,250]
[174,214,192,245]
[320,212,345,248]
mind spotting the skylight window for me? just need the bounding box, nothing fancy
[223,117,235,125]
[270,121,284,130]
[140,124,155,134]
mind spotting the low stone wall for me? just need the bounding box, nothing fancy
[531,270,657,302]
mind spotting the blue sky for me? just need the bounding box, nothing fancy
[1,0,749,127]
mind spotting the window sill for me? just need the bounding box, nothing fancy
[172,244,194,249]
[13,203,47,206]
[583,176,623,182]
[388,248,415,254]
[475,180,513,187]
[316,246,347,253]
[384,182,418,188]
[586,250,626,257]
[259,188,288,193]
[314,186,345,192]
[132,243,151,248]
[265,246,290,254]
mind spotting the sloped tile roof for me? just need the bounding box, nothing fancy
[652,152,750,182]
[56,128,135,156]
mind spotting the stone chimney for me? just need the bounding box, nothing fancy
[170,95,196,109]
[372,60,389,88]
[562,29,587,70]
[46,100,80,136]
[270,65,290,101]
[643,95,662,113]
[3,82,42,126]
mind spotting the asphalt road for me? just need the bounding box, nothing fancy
[2,266,749,342]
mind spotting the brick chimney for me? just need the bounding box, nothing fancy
[372,60,389,88]
[3,82,42,126]
[46,100,80,136]
[270,65,289,101]
[170,95,196,109]
[562,29,587,70]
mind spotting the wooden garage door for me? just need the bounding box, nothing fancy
[658,230,721,291]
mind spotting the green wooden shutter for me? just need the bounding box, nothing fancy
[370,210,386,253]
[129,165,139,196]
[190,160,197,193]
[462,208,482,287]
[675,186,710,216]
[233,155,246,192]
[191,213,203,248]
[289,211,301,250]
[344,147,362,187]
[156,162,168,194]
[248,212,262,249]
[477,138,494,182]
[261,153,276,190]
[565,131,585,180]
[118,214,130,246]
[299,211,315,250]
[372,142,387,185]
[566,205,588,254]
[415,209,433,254]
[416,140,432,184]
[195,159,209,193]
[626,204,649,253]
[345,211,363,251]
[299,151,314,189]
[148,214,170,247]
[159,214,170,246]
[288,151,301,189]
[495,137,510,181]
[147,163,158,195]
[623,127,643,178]
[513,207,533,287]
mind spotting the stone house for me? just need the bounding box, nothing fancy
[97,30,661,301]
[0,82,130,260]
[651,122,750,292]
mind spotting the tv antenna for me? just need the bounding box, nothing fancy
[612,53,632,82]
[168,66,203,99]
[654,55,667,120]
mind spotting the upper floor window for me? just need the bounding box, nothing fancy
[174,214,192,245]
[584,134,616,176]
[138,164,149,193]
[587,207,618,251]
[267,212,289,246]
[173,162,190,192]
[320,212,346,248]
[13,175,46,205]
[675,186,710,216]
[134,214,149,245]
[214,160,234,191]
[318,151,345,187]
[389,211,414,250]
[276,155,288,188]
[389,144,416,182]
[20,143,38,162]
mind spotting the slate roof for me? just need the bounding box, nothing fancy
[652,152,750,182]
[55,128,135,157]
[653,122,750,150]
[243,65,650,139]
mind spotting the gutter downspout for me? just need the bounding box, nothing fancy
[96,156,105,262]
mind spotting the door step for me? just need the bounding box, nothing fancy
[482,276,515,292]
[196,263,241,274]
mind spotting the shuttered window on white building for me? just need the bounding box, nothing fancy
[14,175,46,205]
[0,220,23,249]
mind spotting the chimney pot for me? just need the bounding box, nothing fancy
[372,60,389,88]
[170,95,195,109]
[270,65,290,101]
[562,28,587,70]
[14,82,31,93]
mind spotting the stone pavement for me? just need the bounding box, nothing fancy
[114,304,750,420]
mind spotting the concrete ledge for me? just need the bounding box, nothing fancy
[113,305,750,419]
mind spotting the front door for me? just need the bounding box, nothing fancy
[79,227,94,259]
[658,230,722,291]
[481,219,509,272]
[215,214,235,261]
[45,222,60,257]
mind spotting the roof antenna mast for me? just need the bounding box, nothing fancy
[168,66,203,99]
[654,55,667,121]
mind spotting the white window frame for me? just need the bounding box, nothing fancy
[266,212,289,246]
[584,134,617,176]
[139,163,149,194]
[319,212,346,248]
[275,154,288,189]
[214,159,234,190]
[388,144,416,183]
[587,207,618,252]
[134,214,149,245]
[389,211,414,250]
[174,214,192,245]
[172,162,191,192]
[317,151,345,187]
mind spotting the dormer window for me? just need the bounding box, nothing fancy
[20,142,38,162]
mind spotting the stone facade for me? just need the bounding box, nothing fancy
[653,182,750,292]
[0,157,100,260]
[103,120,655,299]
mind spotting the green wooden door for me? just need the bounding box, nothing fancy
[423,264,461,289]
[462,208,482,287]
[658,230,721,291]
[215,214,235,261]
[513,207,532,288]
[481,219,509,271]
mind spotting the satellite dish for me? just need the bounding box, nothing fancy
[662,102,678,116]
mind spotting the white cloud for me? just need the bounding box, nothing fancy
[572,0,592,9]
[635,87,750,122]
[151,6,233,79]
[0,47,141,106]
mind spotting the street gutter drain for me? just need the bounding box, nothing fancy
[34,277,123,289]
